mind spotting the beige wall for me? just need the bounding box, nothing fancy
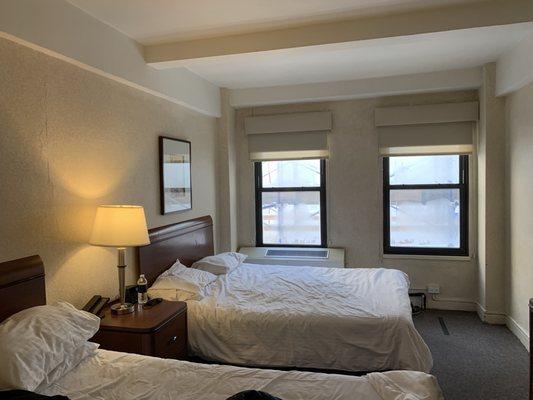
[235,91,479,309]
[0,37,218,307]
[505,80,533,342]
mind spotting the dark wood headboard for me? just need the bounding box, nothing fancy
[137,215,214,287]
[0,255,46,322]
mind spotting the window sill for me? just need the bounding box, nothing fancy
[382,254,472,262]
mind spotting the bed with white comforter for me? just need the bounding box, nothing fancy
[148,262,433,373]
[39,349,442,400]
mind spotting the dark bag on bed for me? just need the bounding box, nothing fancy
[226,390,282,400]
[0,391,69,400]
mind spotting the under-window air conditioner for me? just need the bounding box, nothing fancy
[238,247,345,268]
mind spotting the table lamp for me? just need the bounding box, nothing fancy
[89,205,150,314]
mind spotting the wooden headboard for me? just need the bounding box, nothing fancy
[137,215,214,287]
[0,255,46,322]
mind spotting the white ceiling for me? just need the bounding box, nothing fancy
[67,0,483,44]
[65,0,533,91]
[180,23,533,89]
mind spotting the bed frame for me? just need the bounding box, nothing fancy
[137,215,214,287]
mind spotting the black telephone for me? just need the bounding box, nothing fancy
[82,295,109,316]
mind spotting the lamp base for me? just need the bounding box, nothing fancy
[110,302,135,315]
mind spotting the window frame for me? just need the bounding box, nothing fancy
[255,159,327,248]
[383,155,469,257]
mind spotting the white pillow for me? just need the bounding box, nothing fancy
[159,260,187,277]
[0,302,100,391]
[148,287,199,302]
[192,252,247,275]
[42,341,99,387]
[149,262,217,301]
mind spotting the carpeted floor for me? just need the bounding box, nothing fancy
[414,310,529,400]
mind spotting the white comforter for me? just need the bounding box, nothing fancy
[39,349,443,400]
[150,263,433,373]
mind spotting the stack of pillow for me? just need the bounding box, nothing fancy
[148,252,247,301]
[0,302,100,391]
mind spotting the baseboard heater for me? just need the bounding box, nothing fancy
[238,247,345,268]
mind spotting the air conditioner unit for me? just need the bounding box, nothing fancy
[238,247,345,268]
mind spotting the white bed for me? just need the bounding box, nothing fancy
[148,262,433,373]
[39,349,442,400]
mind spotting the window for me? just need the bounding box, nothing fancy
[255,159,326,247]
[383,155,468,256]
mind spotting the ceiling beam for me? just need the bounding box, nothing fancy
[0,0,221,117]
[229,68,482,108]
[145,0,533,68]
[496,30,533,95]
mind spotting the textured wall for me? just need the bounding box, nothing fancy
[0,37,218,307]
[505,80,533,337]
[235,90,479,309]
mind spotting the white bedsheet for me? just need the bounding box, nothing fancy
[39,349,443,400]
[150,263,433,373]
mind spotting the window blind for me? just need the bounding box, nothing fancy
[245,111,331,161]
[375,102,478,156]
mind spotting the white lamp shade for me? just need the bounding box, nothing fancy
[89,205,150,247]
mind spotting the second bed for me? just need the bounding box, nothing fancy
[139,216,433,374]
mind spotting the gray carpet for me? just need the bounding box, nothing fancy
[414,310,528,400]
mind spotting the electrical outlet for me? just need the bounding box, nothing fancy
[427,284,440,294]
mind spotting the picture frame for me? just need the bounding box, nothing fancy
[159,136,192,215]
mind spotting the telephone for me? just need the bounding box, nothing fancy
[82,295,109,316]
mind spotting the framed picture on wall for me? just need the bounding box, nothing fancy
[159,136,192,214]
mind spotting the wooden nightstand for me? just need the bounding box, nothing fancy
[91,300,188,360]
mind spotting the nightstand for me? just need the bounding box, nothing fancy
[91,300,188,360]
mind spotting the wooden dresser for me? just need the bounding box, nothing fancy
[91,300,188,360]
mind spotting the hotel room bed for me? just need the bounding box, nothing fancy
[39,349,440,400]
[139,216,433,373]
[0,255,443,400]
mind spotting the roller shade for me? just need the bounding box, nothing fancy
[375,102,478,156]
[245,111,331,161]
[379,122,474,155]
